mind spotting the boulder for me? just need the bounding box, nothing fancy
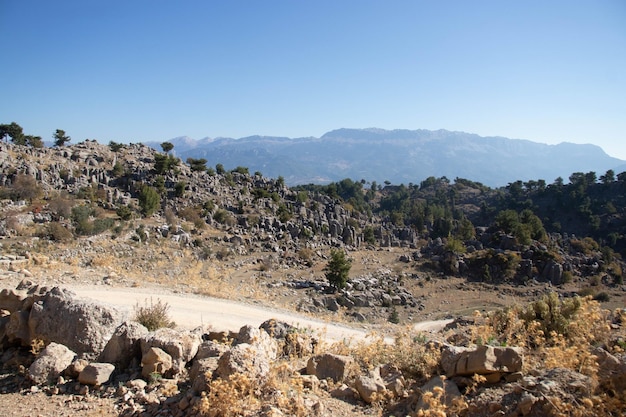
[141,347,173,379]
[190,357,219,394]
[233,325,278,359]
[593,348,626,394]
[28,287,124,358]
[441,344,523,378]
[306,353,354,383]
[215,343,270,381]
[78,362,115,385]
[28,342,76,385]
[100,321,149,369]
[140,328,201,374]
[355,375,386,404]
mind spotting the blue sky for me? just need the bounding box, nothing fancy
[2,0,625,159]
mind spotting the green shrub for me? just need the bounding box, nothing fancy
[520,292,582,340]
[116,205,133,220]
[138,185,160,216]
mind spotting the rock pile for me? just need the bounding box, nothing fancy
[1,281,623,416]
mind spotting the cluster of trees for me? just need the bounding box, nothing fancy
[0,122,70,147]
[303,170,626,255]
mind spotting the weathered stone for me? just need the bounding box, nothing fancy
[216,343,270,381]
[28,287,124,358]
[190,357,219,394]
[66,358,89,378]
[78,362,115,385]
[355,375,386,404]
[100,321,149,368]
[441,344,523,377]
[306,353,353,383]
[140,328,201,374]
[28,342,76,385]
[141,347,173,379]
[594,347,626,394]
[195,340,229,360]
[233,325,278,359]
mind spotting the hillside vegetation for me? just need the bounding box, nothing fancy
[0,131,625,416]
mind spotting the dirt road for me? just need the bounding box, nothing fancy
[70,286,451,343]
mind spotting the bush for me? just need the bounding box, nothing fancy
[116,205,133,220]
[10,174,41,202]
[45,222,73,242]
[138,185,160,216]
[133,298,175,331]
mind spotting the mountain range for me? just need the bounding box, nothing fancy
[147,128,626,187]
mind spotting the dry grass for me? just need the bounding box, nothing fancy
[133,298,176,331]
[194,361,311,417]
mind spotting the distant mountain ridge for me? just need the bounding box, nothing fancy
[147,128,625,187]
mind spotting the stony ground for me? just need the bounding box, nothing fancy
[1,235,624,416]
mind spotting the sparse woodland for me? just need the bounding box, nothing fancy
[0,125,625,416]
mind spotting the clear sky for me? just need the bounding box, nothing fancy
[2,0,625,159]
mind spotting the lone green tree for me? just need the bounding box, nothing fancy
[138,185,161,216]
[324,249,351,290]
[53,129,71,147]
[161,142,174,154]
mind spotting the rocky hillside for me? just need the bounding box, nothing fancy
[0,140,625,415]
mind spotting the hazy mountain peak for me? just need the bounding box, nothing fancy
[150,128,623,187]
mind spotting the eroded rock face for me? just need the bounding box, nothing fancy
[28,287,125,358]
[28,342,76,385]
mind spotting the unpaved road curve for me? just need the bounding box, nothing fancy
[70,286,451,343]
